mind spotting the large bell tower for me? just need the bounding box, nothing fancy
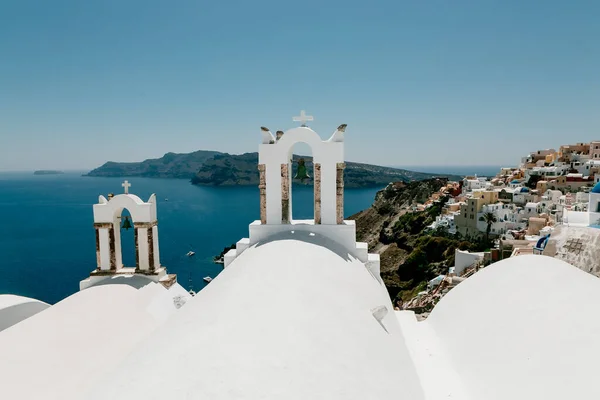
[223,111,381,282]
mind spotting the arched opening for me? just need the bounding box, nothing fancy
[288,142,315,222]
[114,208,136,269]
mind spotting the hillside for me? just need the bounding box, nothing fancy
[190,152,462,188]
[86,150,221,179]
[348,179,491,303]
[87,150,461,188]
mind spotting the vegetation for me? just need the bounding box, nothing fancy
[213,243,237,263]
[480,212,498,241]
[350,179,492,304]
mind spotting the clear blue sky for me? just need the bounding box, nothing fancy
[1,0,599,171]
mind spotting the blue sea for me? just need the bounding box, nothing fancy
[0,172,382,304]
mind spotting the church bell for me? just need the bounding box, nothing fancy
[294,158,310,183]
[121,216,133,230]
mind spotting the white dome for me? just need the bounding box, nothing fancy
[425,255,600,400]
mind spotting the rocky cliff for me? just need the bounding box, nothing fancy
[349,178,490,303]
[87,150,461,188]
[191,153,461,188]
[86,150,221,179]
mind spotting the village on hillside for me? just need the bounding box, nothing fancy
[402,141,600,315]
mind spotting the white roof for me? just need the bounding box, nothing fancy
[82,235,425,400]
[0,294,50,332]
[0,282,190,400]
[397,255,600,400]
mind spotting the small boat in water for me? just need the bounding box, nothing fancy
[186,251,195,257]
[203,276,212,283]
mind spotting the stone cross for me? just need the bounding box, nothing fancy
[293,110,314,127]
[122,180,131,194]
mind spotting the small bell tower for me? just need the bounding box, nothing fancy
[80,181,177,290]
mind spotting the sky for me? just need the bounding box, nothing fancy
[1,0,599,171]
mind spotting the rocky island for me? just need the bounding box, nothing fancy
[34,170,64,175]
[86,150,461,188]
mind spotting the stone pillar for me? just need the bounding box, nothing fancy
[148,227,155,272]
[134,221,158,273]
[336,162,346,224]
[134,228,140,269]
[108,224,117,270]
[314,163,322,224]
[258,164,267,224]
[281,163,290,224]
[95,227,101,270]
[94,222,112,271]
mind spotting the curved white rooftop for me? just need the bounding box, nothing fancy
[0,282,190,400]
[83,232,425,400]
[398,255,600,400]
[0,294,50,332]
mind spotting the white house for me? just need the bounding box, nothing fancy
[477,203,526,235]
[462,177,487,192]
[512,187,530,205]
[429,213,457,234]
[524,202,541,218]
[562,182,600,226]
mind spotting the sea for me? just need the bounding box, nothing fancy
[0,165,500,304]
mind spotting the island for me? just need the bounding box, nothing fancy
[34,170,64,175]
[86,150,461,188]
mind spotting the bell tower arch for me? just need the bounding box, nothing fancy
[258,112,346,225]
[80,181,176,290]
[223,111,380,283]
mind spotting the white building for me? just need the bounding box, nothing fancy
[476,203,526,235]
[524,202,541,218]
[462,177,488,192]
[0,181,191,400]
[562,182,600,226]
[428,213,457,234]
[2,114,600,399]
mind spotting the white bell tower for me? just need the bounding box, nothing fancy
[80,181,177,290]
[257,110,346,225]
[223,111,381,281]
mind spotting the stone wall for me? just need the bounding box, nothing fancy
[544,225,600,277]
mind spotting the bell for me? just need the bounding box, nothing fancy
[121,216,133,230]
[294,158,310,183]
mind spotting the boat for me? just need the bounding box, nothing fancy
[203,276,212,283]
[186,251,195,257]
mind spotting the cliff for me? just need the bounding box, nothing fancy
[348,178,490,303]
[191,152,462,188]
[86,150,221,179]
[87,150,461,188]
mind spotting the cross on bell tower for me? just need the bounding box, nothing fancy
[293,110,314,127]
[122,180,131,194]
